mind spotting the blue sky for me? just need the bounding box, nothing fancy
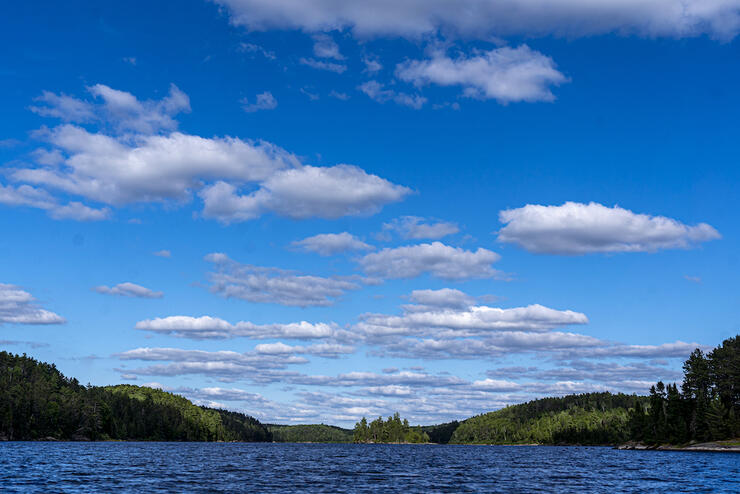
[1,0,738,426]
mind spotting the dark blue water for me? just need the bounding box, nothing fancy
[1,442,738,493]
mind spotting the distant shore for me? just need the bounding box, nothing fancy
[617,440,740,453]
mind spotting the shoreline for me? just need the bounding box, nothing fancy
[617,441,740,453]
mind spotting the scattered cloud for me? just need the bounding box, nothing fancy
[241,91,278,112]
[497,202,721,255]
[292,232,373,256]
[205,253,361,306]
[329,90,349,100]
[300,57,347,73]
[363,57,382,73]
[383,216,459,239]
[359,241,501,280]
[0,183,111,221]
[0,283,65,325]
[396,45,568,104]
[94,282,163,299]
[123,57,137,65]
[8,84,409,223]
[215,0,740,41]
[135,315,350,341]
[199,165,410,223]
[312,33,344,59]
[153,250,171,258]
[684,275,702,284]
[238,42,276,60]
[358,81,426,109]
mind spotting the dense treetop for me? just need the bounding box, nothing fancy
[0,351,270,442]
[353,413,430,443]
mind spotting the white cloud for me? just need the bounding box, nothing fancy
[292,232,373,256]
[396,46,568,103]
[299,57,347,73]
[255,341,355,358]
[135,315,349,341]
[94,282,163,299]
[312,33,344,59]
[241,91,278,112]
[31,84,190,134]
[205,253,361,307]
[358,302,588,339]
[408,288,476,309]
[0,183,110,221]
[383,216,459,239]
[17,124,297,206]
[329,90,349,100]
[47,201,111,221]
[358,81,426,109]
[238,42,276,60]
[199,165,410,223]
[359,241,501,280]
[153,250,171,258]
[0,284,65,325]
[363,57,382,73]
[10,84,408,223]
[497,201,721,255]
[216,0,740,40]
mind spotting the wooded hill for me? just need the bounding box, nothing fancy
[448,392,644,445]
[268,424,353,443]
[0,351,271,442]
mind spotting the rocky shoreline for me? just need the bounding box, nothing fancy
[617,440,740,453]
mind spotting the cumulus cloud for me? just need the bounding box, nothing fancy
[135,315,350,341]
[241,91,277,112]
[199,165,410,223]
[497,202,721,255]
[31,84,190,134]
[359,241,501,280]
[292,232,373,256]
[17,124,297,206]
[215,0,740,40]
[358,81,426,109]
[396,46,568,103]
[205,253,361,307]
[0,183,110,221]
[9,84,408,223]
[357,303,588,339]
[383,216,459,239]
[116,346,308,377]
[0,284,65,325]
[408,288,476,310]
[94,282,163,299]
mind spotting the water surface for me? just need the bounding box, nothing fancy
[1,442,738,493]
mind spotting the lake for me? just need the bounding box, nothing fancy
[1,442,738,492]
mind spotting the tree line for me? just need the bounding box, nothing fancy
[449,392,643,445]
[0,351,271,441]
[353,413,430,443]
[628,335,739,444]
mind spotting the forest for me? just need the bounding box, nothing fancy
[353,413,430,443]
[268,424,353,443]
[628,335,739,444]
[2,334,736,445]
[448,392,643,445]
[0,351,271,441]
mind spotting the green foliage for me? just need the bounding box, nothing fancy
[629,334,740,444]
[422,421,460,444]
[449,392,642,445]
[353,412,430,443]
[0,351,271,442]
[268,424,353,443]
